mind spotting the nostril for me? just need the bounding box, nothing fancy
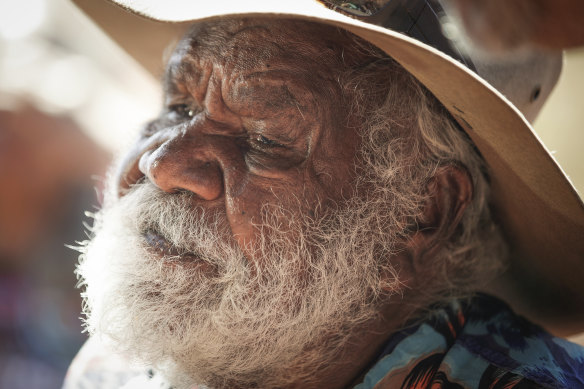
[124,133,225,200]
[115,130,176,198]
[115,151,147,198]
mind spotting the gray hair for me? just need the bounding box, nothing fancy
[340,45,508,304]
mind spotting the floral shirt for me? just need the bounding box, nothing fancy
[64,294,584,389]
[355,294,584,388]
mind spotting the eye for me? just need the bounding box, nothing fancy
[140,120,161,137]
[254,134,283,148]
[168,103,196,119]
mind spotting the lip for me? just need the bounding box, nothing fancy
[143,229,202,263]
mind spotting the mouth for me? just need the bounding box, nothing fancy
[143,229,203,263]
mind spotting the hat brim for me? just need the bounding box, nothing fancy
[72,0,584,335]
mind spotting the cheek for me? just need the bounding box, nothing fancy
[223,170,326,255]
[311,157,358,203]
[312,137,363,203]
[308,100,363,203]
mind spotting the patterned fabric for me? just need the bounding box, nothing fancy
[355,294,584,389]
[64,294,584,388]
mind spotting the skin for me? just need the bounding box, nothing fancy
[117,20,365,257]
[114,18,473,388]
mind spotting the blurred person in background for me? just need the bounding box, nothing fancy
[446,0,584,52]
[0,105,108,388]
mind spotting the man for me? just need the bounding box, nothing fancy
[66,1,584,388]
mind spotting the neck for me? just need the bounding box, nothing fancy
[280,300,420,389]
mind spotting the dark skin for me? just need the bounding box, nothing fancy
[115,18,472,389]
[117,20,364,259]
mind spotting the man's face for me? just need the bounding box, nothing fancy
[117,19,364,256]
[78,19,407,388]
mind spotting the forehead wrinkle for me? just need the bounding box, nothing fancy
[170,19,374,107]
[166,25,279,101]
[234,74,309,111]
[179,17,380,71]
[179,22,273,71]
[187,18,350,72]
[166,18,370,131]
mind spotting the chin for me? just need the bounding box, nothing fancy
[76,181,402,388]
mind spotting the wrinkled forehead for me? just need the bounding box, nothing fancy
[165,17,379,80]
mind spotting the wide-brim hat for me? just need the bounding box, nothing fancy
[72,0,584,336]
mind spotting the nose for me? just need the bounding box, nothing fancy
[137,132,224,201]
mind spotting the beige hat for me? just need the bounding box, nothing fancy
[72,0,584,335]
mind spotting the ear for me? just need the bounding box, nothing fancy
[407,163,473,269]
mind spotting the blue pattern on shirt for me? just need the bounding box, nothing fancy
[355,294,584,388]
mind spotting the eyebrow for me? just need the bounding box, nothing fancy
[163,61,313,126]
[163,60,196,98]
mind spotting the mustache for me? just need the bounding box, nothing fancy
[120,182,243,265]
[80,172,404,388]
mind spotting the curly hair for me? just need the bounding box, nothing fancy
[340,43,508,303]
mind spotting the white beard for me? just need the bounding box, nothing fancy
[77,180,404,388]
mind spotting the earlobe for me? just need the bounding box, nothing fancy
[407,163,473,269]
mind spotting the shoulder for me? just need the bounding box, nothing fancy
[355,294,584,389]
[448,294,584,388]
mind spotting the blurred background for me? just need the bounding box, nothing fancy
[0,0,582,388]
[0,0,158,387]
